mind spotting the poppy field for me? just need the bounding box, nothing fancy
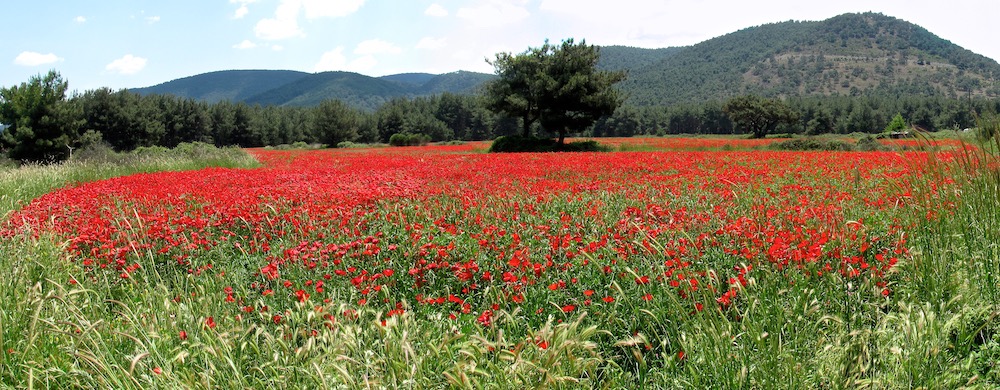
[1,138,998,388]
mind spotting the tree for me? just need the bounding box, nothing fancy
[313,99,359,146]
[722,95,799,138]
[884,113,907,133]
[0,71,83,162]
[484,39,626,145]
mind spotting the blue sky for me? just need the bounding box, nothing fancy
[2,1,998,92]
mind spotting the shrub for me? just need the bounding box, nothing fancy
[132,145,170,156]
[269,142,327,150]
[561,140,611,152]
[71,142,121,164]
[770,138,856,151]
[885,113,908,133]
[490,135,558,152]
[856,136,890,151]
[0,154,15,169]
[977,113,1000,142]
[489,135,610,153]
[388,133,431,147]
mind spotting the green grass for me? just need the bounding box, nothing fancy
[2,134,1000,387]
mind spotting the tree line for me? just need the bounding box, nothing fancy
[2,70,998,163]
[591,94,998,137]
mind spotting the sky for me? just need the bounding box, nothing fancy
[2,0,998,92]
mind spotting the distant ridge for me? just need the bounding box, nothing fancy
[132,13,1000,109]
[132,69,496,110]
[134,70,310,104]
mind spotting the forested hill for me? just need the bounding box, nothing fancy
[134,70,310,104]
[620,12,1000,105]
[132,12,1000,108]
[133,70,495,110]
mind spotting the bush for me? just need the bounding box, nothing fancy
[489,135,610,153]
[388,133,431,147]
[856,136,890,152]
[268,142,327,150]
[977,113,1000,142]
[132,145,171,156]
[0,154,15,169]
[770,137,856,151]
[71,142,121,164]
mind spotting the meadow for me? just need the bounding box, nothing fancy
[0,136,998,388]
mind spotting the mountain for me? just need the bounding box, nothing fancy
[134,69,495,110]
[596,46,684,72]
[378,73,438,87]
[133,70,309,103]
[132,13,1000,108]
[417,71,495,95]
[243,71,410,108]
[620,12,1000,105]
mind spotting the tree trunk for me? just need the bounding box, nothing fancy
[522,115,532,137]
[557,130,566,146]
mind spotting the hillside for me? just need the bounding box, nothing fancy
[620,12,1000,105]
[135,69,496,110]
[132,13,1000,108]
[132,70,309,103]
[243,71,410,108]
[596,46,684,72]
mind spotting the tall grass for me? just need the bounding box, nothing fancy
[3,132,1000,387]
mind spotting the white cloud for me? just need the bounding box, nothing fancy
[74,16,87,23]
[234,5,250,18]
[354,39,402,55]
[255,0,366,40]
[233,40,257,49]
[230,0,258,19]
[456,0,529,27]
[105,55,147,75]
[314,47,347,71]
[254,0,304,40]
[314,47,379,73]
[301,0,366,19]
[425,3,448,17]
[146,16,161,24]
[416,37,447,50]
[14,51,63,66]
[349,56,378,72]
[271,45,285,51]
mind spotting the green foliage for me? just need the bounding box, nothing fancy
[770,135,892,151]
[313,99,359,145]
[485,39,626,143]
[489,135,609,152]
[267,142,326,150]
[0,71,84,163]
[723,95,799,138]
[885,113,908,132]
[977,112,1000,141]
[770,137,856,151]
[388,132,431,146]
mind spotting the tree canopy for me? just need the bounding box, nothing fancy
[723,95,799,138]
[0,71,83,162]
[484,39,626,144]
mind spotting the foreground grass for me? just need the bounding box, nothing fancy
[1,137,999,388]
